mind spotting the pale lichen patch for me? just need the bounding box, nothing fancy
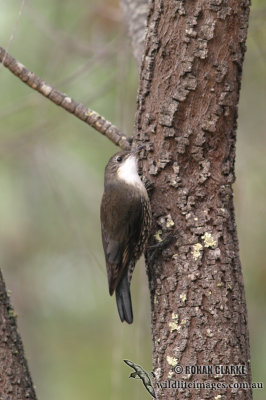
[166,356,178,367]
[169,321,180,332]
[166,216,175,228]
[154,230,163,242]
[192,243,203,260]
[158,214,175,229]
[206,328,214,337]
[172,312,178,321]
[201,232,217,248]
[169,312,180,332]
[180,293,187,302]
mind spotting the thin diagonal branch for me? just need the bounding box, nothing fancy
[0,46,132,150]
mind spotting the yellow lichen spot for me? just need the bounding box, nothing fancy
[180,293,187,302]
[194,217,198,221]
[201,232,217,248]
[172,312,178,321]
[169,313,180,332]
[180,319,187,325]
[169,321,180,332]
[206,328,214,337]
[215,395,222,400]
[157,338,160,343]
[166,356,178,367]
[166,216,175,228]
[192,243,203,260]
[154,296,158,304]
[154,230,163,242]
[217,282,223,287]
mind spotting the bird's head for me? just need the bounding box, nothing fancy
[104,146,144,188]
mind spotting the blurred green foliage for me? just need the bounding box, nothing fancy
[0,0,265,399]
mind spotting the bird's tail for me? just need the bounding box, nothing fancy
[115,273,133,324]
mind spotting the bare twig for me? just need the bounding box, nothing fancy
[0,46,132,150]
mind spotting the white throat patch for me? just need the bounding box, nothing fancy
[117,156,144,189]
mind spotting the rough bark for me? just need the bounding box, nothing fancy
[120,0,148,68]
[134,0,252,398]
[0,270,37,399]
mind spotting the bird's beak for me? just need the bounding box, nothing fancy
[131,145,145,154]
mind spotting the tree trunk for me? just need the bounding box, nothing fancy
[134,0,252,398]
[0,270,37,399]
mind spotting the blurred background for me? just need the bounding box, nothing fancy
[0,0,265,399]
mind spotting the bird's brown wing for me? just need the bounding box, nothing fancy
[100,186,143,295]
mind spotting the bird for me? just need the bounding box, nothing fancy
[100,147,151,324]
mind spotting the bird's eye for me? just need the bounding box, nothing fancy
[117,156,122,163]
